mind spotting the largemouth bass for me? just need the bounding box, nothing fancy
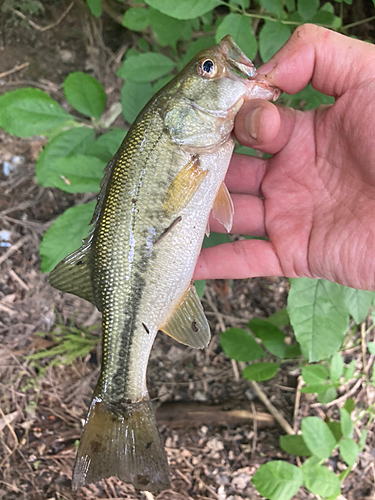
[49,36,280,493]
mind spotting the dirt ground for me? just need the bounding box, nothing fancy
[0,2,375,500]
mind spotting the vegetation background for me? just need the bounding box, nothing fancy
[0,1,375,499]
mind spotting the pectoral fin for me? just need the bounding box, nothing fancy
[160,284,211,349]
[49,235,98,309]
[163,155,208,216]
[211,182,234,233]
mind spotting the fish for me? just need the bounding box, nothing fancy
[49,35,280,493]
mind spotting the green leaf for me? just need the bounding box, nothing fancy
[152,75,174,93]
[121,81,154,124]
[330,352,344,382]
[343,359,356,382]
[248,318,285,358]
[283,83,334,111]
[285,0,295,12]
[284,344,301,358]
[63,72,106,119]
[230,0,250,8]
[149,8,193,48]
[368,342,375,355]
[252,461,303,500]
[144,0,220,20]
[215,14,257,60]
[86,129,125,162]
[301,383,330,394]
[202,231,231,248]
[40,202,96,273]
[267,308,290,327]
[311,8,335,25]
[317,386,336,404]
[297,0,319,20]
[117,52,176,83]
[220,328,265,362]
[301,417,337,459]
[359,429,367,451]
[195,280,206,299]
[340,438,359,467]
[327,421,343,443]
[340,408,353,439]
[243,362,279,381]
[280,435,311,456]
[122,7,150,31]
[259,21,291,63]
[87,0,101,17]
[180,36,216,68]
[344,287,374,324]
[343,398,355,414]
[234,144,257,156]
[287,278,349,362]
[259,0,284,17]
[0,88,71,138]
[302,464,341,497]
[39,155,105,193]
[36,127,95,185]
[302,364,329,385]
[138,38,149,52]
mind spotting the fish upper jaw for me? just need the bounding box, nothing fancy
[218,35,256,79]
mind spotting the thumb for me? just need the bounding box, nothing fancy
[258,24,375,97]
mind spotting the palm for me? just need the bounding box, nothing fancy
[263,83,375,289]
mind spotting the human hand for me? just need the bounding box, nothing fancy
[195,24,375,291]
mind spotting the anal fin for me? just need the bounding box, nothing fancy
[49,235,97,309]
[160,284,211,349]
[211,182,234,233]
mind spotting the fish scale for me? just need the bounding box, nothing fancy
[48,35,280,493]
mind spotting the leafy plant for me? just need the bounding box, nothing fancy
[27,321,100,376]
[1,1,375,498]
[219,288,375,498]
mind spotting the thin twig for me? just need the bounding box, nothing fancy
[293,376,303,432]
[174,468,192,487]
[143,492,155,500]
[251,381,295,435]
[250,400,258,457]
[199,478,223,500]
[0,236,28,266]
[8,269,29,291]
[11,2,74,32]
[231,358,240,382]
[361,322,368,375]
[311,355,374,408]
[0,407,18,448]
[0,62,30,79]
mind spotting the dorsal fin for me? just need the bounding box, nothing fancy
[49,234,98,309]
[159,284,210,348]
[90,158,115,226]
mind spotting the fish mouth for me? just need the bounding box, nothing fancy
[217,35,256,79]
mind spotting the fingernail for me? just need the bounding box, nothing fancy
[245,105,263,141]
[257,59,276,76]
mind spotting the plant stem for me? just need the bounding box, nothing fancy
[342,15,375,30]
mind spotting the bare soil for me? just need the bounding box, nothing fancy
[1,2,374,500]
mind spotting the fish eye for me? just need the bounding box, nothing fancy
[203,60,214,73]
[198,59,217,78]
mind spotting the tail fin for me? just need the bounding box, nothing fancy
[72,396,171,493]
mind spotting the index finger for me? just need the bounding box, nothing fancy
[258,24,375,97]
[224,153,266,196]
